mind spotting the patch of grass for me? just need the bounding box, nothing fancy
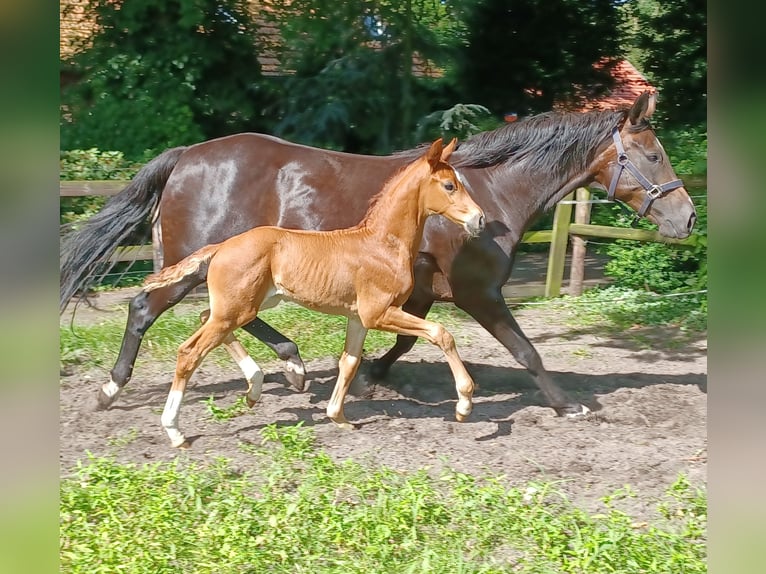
[61,424,707,574]
[529,286,707,334]
[60,302,468,369]
[205,395,250,422]
[105,428,139,448]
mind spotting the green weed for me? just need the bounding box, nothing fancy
[61,424,707,574]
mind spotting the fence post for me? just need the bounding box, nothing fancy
[544,192,574,297]
[568,187,592,296]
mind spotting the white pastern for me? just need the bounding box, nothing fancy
[102,379,122,400]
[285,357,305,376]
[161,390,186,447]
[239,356,264,402]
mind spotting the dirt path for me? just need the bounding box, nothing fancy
[60,289,706,521]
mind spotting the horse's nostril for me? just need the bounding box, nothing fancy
[688,212,697,231]
[478,214,486,230]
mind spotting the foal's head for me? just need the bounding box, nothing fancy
[421,138,486,236]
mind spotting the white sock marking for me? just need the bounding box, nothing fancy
[102,379,122,399]
[161,390,186,447]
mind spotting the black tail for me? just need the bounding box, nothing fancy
[59,146,187,313]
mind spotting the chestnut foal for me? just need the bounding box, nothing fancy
[142,138,486,448]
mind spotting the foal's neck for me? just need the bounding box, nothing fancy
[360,164,428,253]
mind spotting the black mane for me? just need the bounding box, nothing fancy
[396,107,649,175]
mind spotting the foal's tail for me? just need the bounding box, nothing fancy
[59,146,187,313]
[142,244,222,292]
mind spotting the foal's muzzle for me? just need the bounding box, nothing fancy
[465,212,486,236]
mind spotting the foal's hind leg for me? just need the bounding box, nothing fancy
[98,280,200,410]
[456,292,589,417]
[161,319,233,448]
[199,310,264,407]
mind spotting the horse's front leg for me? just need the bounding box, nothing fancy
[455,290,590,417]
[368,306,475,422]
[240,317,307,392]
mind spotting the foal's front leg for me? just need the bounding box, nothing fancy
[326,317,368,429]
[370,306,475,421]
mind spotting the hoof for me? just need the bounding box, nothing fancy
[246,396,258,409]
[284,370,306,392]
[554,403,590,418]
[92,389,115,411]
[170,436,190,449]
[332,419,357,431]
[455,411,470,423]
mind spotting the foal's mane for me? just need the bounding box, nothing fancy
[355,149,436,229]
[395,107,651,174]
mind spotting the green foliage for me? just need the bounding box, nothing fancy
[415,103,499,142]
[60,0,271,160]
[454,0,623,115]
[554,286,707,333]
[60,425,707,573]
[205,395,250,422]
[621,0,706,127]
[60,148,142,226]
[263,0,466,152]
[662,126,708,176]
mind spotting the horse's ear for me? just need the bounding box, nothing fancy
[426,138,444,169]
[628,90,656,125]
[440,137,458,162]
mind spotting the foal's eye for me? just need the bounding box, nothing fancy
[443,181,455,192]
[647,153,660,163]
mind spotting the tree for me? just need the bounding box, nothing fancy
[623,0,706,127]
[60,0,272,159]
[453,0,624,116]
[263,0,465,153]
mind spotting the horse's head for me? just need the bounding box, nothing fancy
[592,91,697,238]
[422,138,485,236]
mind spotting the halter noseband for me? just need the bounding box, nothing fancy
[606,127,684,226]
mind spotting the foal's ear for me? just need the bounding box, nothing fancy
[426,138,445,169]
[440,137,458,162]
[628,90,656,125]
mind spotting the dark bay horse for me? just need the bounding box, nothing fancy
[142,138,485,447]
[60,91,696,417]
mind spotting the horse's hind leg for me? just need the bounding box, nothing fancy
[199,310,264,407]
[456,292,589,417]
[240,318,306,392]
[97,279,200,410]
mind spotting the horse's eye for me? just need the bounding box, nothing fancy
[444,181,455,192]
[648,153,660,163]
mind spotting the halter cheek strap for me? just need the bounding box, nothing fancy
[606,127,684,226]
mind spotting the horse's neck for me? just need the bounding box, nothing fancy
[495,161,596,228]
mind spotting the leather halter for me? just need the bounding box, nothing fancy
[606,127,684,226]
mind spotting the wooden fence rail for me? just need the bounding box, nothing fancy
[61,182,700,298]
